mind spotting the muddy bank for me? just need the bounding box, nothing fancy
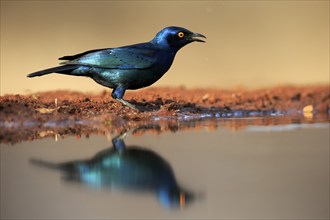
[1,85,329,121]
[0,85,329,144]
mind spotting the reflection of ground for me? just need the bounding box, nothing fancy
[1,114,329,145]
[0,85,329,144]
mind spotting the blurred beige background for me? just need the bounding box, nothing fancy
[1,1,329,95]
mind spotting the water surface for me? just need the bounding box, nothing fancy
[1,116,329,219]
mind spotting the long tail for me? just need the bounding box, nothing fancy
[30,159,60,170]
[27,65,78,77]
[30,158,77,171]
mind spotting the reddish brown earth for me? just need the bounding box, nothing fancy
[0,85,329,144]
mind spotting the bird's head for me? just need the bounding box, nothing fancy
[158,187,195,209]
[151,26,206,51]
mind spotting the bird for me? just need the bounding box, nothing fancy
[27,26,206,110]
[30,133,195,209]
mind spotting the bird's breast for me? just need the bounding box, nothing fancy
[125,51,176,89]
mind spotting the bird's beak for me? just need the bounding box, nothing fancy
[190,32,206,43]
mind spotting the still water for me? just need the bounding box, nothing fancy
[1,117,329,219]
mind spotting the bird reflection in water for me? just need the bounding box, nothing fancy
[30,133,194,209]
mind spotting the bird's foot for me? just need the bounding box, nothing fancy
[116,98,142,111]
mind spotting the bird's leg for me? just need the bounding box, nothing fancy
[111,86,140,111]
[112,132,127,153]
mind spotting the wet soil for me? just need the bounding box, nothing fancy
[1,85,329,144]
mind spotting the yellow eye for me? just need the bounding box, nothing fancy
[178,32,184,38]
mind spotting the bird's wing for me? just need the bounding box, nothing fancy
[60,43,159,69]
[59,48,110,61]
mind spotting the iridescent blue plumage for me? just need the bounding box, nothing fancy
[30,133,195,209]
[27,26,206,110]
